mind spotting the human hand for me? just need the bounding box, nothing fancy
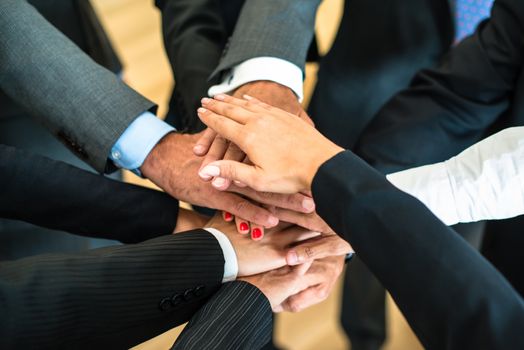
[173,208,209,234]
[280,255,346,313]
[197,94,344,194]
[206,213,320,276]
[239,262,313,312]
[220,184,316,240]
[193,81,312,190]
[140,132,278,228]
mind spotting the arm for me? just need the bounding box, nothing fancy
[386,126,524,226]
[155,0,228,132]
[0,231,224,349]
[312,151,524,349]
[356,0,524,173]
[0,0,155,173]
[171,281,272,350]
[195,94,524,349]
[0,145,179,243]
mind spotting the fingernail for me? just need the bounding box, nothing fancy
[215,94,226,101]
[193,145,206,155]
[287,251,298,265]
[267,216,279,227]
[252,228,263,240]
[239,222,249,232]
[243,94,253,100]
[212,177,226,188]
[224,212,233,221]
[197,107,207,114]
[234,180,246,187]
[201,97,211,105]
[199,165,220,178]
[302,198,315,212]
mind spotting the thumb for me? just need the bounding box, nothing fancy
[199,160,259,190]
[286,235,353,266]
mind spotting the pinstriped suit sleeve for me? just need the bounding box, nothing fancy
[0,0,156,173]
[212,0,322,78]
[171,281,272,350]
[0,230,225,349]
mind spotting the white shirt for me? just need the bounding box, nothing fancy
[387,127,524,226]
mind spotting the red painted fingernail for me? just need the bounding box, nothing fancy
[224,212,233,221]
[239,222,249,232]
[252,228,262,239]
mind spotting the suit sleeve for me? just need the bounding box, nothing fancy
[312,151,524,349]
[356,0,524,173]
[0,145,179,244]
[0,0,156,173]
[155,0,228,132]
[171,281,272,350]
[212,0,322,78]
[0,230,225,349]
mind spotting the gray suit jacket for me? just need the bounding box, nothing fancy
[0,0,155,173]
[212,0,321,78]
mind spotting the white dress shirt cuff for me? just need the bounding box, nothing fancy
[204,228,239,283]
[110,112,175,171]
[208,57,304,102]
[387,163,460,226]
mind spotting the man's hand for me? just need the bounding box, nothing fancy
[239,262,313,312]
[193,81,312,191]
[141,132,278,228]
[280,255,346,313]
[206,214,321,276]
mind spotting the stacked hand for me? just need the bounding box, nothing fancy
[193,81,315,238]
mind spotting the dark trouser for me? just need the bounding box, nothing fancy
[0,115,119,260]
[307,1,455,348]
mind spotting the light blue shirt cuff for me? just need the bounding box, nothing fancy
[109,111,175,171]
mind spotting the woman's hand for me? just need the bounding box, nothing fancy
[197,94,344,194]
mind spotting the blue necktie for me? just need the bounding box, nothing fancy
[455,0,494,42]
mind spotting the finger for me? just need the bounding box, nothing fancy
[250,223,265,241]
[229,185,316,213]
[193,128,217,156]
[222,211,234,223]
[283,285,329,313]
[232,156,252,188]
[242,94,273,110]
[214,94,270,114]
[213,143,247,191]
[277,226,321,247]
[271,207,331,232]
[199,160,260,191]
[200,133,229,174]
[235,216,250,235]
[294,260,313,276]
[197,107,244,147]
[286,235,353,266]
[201,96,255,124]
[217,192,279,228]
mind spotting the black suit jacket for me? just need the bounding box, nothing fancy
[356,0,524,173]
[0,144,179,244]
[155,0,245,132]
[313,151,524,349]
[0,145,227,348]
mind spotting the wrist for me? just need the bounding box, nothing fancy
[304,145,345,191]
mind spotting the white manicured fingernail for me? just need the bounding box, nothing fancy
[302,198,315,212]
[215,94,226,101]
[267,216,279,227]
[199,165,220,178]
[287,251,298,265]
[212,177,226,188]
[193,145,206,155]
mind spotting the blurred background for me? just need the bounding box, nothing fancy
[89,1,423,349]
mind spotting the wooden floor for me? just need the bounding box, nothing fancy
[90,1,423,349]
